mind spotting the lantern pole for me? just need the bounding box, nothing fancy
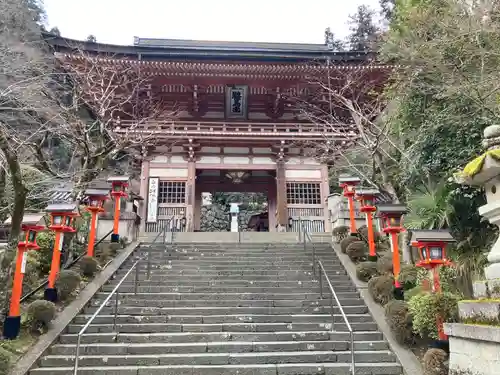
[339,175,361,237]
[356,189,379,261]
[377,204,408,301]
[44,204,77,302]
[108,177,129,243]
[84,189,109,257]
[3,219,45,339]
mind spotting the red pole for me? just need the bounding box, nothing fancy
[111,195,121,242]
[45,231,62,302]
[432,266,447,341]
[9,247,25,318]
[347,195,357,235]
[391,232,401,287]
[87,211,97,257]
[366,212,376,259]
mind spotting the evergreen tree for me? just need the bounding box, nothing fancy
[347,5,379,51]
[324,27,345,51]
[86,34,97,43]
[48,26,60,36]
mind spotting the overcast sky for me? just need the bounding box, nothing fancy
[44,0,381,46]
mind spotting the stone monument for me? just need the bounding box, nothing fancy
[447,124,500,375]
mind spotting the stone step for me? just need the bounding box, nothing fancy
[103,279,351,287]
[66,321,378,334]
[29,362,402,375]
[59,331,384,344]
[83,304,368,316]
[40,350,395,367]
[96,290,360,300]
[50,340,390,355]
[112,271,346,279]
[73,313,373,325]
[111,274,342,282]
[116,265,345,272]
[100,286,356,294]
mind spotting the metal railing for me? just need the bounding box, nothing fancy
[73,223,171,374]
[300,223,356,375]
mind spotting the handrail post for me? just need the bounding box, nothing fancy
[312,243,316,275]
[134,260,140,295]
[350,332,355,375]
[146,246,152,280]
[319,264,323,299]
[112,289,120,337]
[73,334,82,375]
[298,216,302,242]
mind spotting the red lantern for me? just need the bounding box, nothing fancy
[355,188,379,261]
[107,176,129,243]
[84,188,110,257]
[339,175,361,236]
[3,213,45,339]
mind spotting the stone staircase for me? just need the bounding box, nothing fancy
[29,241,402,375]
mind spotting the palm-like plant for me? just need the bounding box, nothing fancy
[404,181,452,230]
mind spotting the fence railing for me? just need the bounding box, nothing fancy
[72,222,171,374]
[300,223,355,375]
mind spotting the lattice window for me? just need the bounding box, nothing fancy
[286,182,321,205]
[158,181,186,204]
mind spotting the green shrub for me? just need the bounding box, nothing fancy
[376,240,390,253]
[340,235,358,254]
[34,231,56,275]
[27,300,56,332]
[0,347,11,375]
[346,241,367,262]
[408,291,460,339]
[423,348,448,375]
[376,253,393,275]
[398,265,419,290]
[384,300,414,346]
[55,270,81,300]
[332,226,349,243]
[404,286,423,302]
[368,274,394,305]
[356,261,378,282]
[358,225,380,243]
[79,256,99,277]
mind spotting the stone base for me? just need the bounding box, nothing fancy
[445,323,500,375]
[44,288,58,303]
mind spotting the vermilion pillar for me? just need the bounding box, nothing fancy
[44,204,77,302]
[356,188,379,261]
[339,175,361,236]
[84,189,109,257]
[377,203,408,300]
[108,176,129,243]
[4,220,45,339]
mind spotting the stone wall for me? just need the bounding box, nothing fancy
[200,204,262,232]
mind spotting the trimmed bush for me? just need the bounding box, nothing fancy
[346,241,367,262]
[79,256,99,277]
[332,226,349,243]
[368,274,394,305]
[356,261,378,282]
[55,270,81,300]
[384,300,414,346]
[423,348,448,375]
[0,347,11,375]
[27,300,56,332]
[340,235,358,254]
[376,253,393,275]
[398,265,419,290]
[408,291,460,339]
[358,225,380,243]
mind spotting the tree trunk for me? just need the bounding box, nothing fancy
[0,126,28,318]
